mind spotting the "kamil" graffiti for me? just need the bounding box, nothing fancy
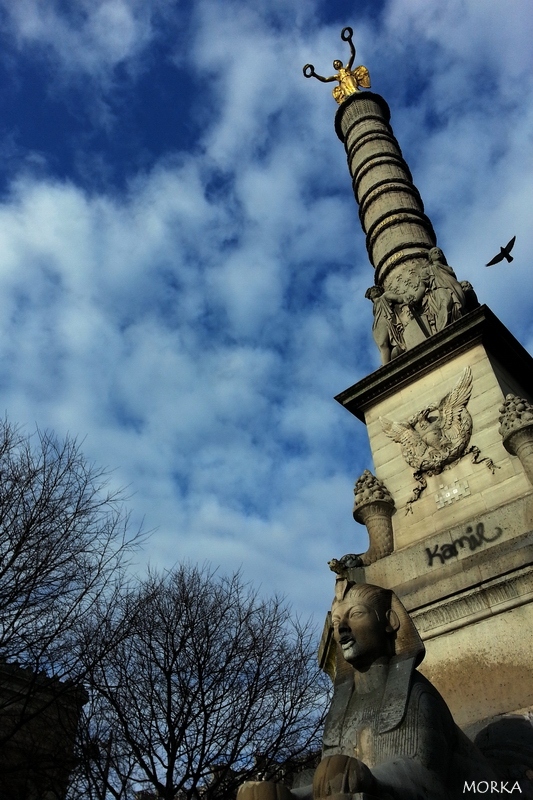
[425,522,503,567]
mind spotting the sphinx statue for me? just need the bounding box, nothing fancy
[238,581,530,800]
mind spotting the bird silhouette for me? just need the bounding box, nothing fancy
[485,236,516,266]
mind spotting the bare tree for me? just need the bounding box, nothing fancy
[76,565,328,800]
[0,418,141,797]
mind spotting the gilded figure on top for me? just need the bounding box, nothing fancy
[303,27,371,104]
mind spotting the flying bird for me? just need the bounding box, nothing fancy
[485,236,516,266]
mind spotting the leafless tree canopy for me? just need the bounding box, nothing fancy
[77,565,328,800]
[0,420,327,799]
[0,418,142,797]
[0,419,139,677]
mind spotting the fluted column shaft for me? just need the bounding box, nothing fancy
[335,92,436,288]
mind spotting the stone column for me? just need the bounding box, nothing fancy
[352,470,395,565]
[335,92,436,291]
[499,394,533,486]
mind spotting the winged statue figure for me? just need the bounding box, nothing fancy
[380,367,473,475]
[303,27,371,105]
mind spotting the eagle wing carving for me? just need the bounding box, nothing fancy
[380,416,428,470]
[437,367,473,456]
[380,366,474,474]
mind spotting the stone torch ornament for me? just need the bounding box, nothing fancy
[499,393,533,486]
[351,470,395,565]
[328,472,395,572]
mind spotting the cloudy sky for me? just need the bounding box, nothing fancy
[0,0,531,621]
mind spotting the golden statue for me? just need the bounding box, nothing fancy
[303,27,371,104]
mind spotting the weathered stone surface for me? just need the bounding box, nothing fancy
[499,394,533,439]
[351,470,395,565]
[335,93,436,288]
[334,92,474,362]
[336,305,533,423]
[365,508,533,596]
[380,366,473,477]
[308,33,533,789]
[420,597,533,731]
[318,481,533,733]
[336,308,533,549]
[241,582,532,799]
[0,661,86,799]
[330,299,533,736]
[369,345,523,548]
[499,394,533,486]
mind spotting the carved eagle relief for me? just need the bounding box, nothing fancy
[380,367,473,475]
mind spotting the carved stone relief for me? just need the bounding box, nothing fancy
[366,248,471,364]
[380,367,497,510]
[351,470,395,565]
[434,478,471,508]
[498,394,533,439]
[328,471,396,571]
[381,367,473,475]
[499,394,533,486]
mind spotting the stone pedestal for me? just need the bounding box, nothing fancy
[329,305,533,731]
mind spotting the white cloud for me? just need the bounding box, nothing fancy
[0,0,160,76]
[0,0,530,622]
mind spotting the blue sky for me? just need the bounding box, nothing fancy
[0,0,531,620]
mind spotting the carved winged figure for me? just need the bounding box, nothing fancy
[380,367,473,475]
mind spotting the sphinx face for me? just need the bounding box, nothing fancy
[331,599,391,670]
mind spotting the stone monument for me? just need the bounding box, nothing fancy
[240,25,533,800]
[316,27,533,739]
[239,581,531,799]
